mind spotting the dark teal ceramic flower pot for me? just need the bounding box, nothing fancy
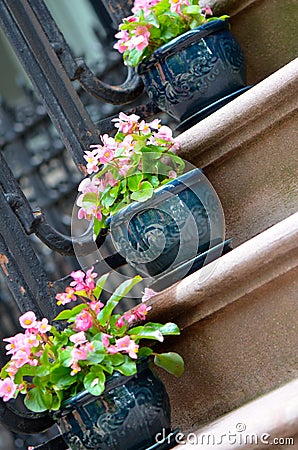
[109,169,225,280]
[137,20,246,126]
[52,360,170,450]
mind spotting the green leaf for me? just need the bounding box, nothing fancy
[86,341,105,364]
[97,275,142,326]
[83,368,105,396]
[14,364,37,384]
[144,322,181,336]
[130,181,154,202]
[128,173,143,192]
[54,303,87,321]
[183,5,202,15]
[51,391,63,411]
[0,363,10,378]
[128,326,164,342]
[108,353,125,366]
[154,352,184,377]
[138,347,153,358]
[50,367,75,388]
[93,273,109,299]
[24,388,52,412]
[116,357,137,376]
[60,348,73,368]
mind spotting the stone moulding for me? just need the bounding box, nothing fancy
[146,211,298,329]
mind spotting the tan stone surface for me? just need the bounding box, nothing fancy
[174,378,298,449]
[200,0,298,85]
[146,214,298,432]
[176,59,298,247]
[155,267,298,433]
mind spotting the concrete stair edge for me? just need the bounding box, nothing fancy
[176,58,298,170]
[173,377,298,449]
[147,211,298,329]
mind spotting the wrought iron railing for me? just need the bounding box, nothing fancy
[0,0,161,447]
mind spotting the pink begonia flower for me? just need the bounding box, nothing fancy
[55,286,77,306]
[37,318,51,333]
[89,300,104,314]
[70,360,81,376]
[108,336,139,359]
[138,120,152,135]
[71,347,88,361]
[116,303,151,327]
[69,331,87,346]
[141,287,157,302]
[115,316,125,328]
[112,112,140,134]
[153,125,174,142]
[83,149,100,174]
[148,118,160,130]
[113,30,130,53]
[6,361,18,377]
[132,0,160,15]
[135,303,152,320]
[129,26,151,52]
[77,177,98,195]
[98,147,115,165]
[19,311,38,330]
[100,134,118,151]
[82,342,95,353]
[11,350,30,368]
[201,5,213,16]
[3,333,25,355]
[74,310,93,332]
[169,0,190,14]
[69,267,97,293]
[101,333,112,347]
[0,378,18,402]
[24,332,40,349]
[77,204,102,222]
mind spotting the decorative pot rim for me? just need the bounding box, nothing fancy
[52,358,150,418]
[137,19,229,73]
[107,168,203,227]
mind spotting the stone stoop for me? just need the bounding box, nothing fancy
[172,378,298,449]
[141,54,298,436]
[200,0,298,86]
[177,58,298,248]
[146,212,298,433]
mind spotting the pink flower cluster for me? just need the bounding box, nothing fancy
[0,311,51,401]
[77,112,179,225]
[116,303,152,328]
[114,0,215,67]
[55,266,98,305]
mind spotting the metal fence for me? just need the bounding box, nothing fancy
[0,0,161,447]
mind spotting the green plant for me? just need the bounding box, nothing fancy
[114,0,228,67]
[77,112,185,238]
[0,268,184,412]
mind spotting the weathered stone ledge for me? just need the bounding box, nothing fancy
[147,211,298,329]
[174,378,298,449]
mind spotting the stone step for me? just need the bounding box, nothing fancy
[172,378,298,449]
[176,58,298,248]
[200,0,297,86]
[146,212,298,433]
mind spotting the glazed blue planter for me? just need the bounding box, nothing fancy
[109,169,225,280]
[137,20,247,128]
[52,360,170,450]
